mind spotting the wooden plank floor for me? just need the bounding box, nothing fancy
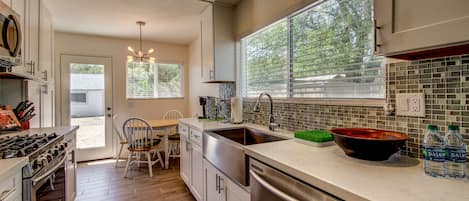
[75,158,196,201]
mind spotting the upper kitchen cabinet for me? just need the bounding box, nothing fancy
[374,0,469,59]
[201,3,235,83]
[39,0,54,82]
[25,0,39,76]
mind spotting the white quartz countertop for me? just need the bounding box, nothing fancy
[0,157,28,178]
[245,139,469,201]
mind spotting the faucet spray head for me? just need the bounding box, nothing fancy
[253,101,261,112]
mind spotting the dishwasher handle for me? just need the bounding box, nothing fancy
[249,169,299,201]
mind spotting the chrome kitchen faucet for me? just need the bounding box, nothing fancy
[253,92,280,131]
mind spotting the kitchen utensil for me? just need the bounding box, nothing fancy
[330,128,408,161]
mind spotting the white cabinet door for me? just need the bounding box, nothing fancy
[191,143,204,201]
[65,131,77,201]
[375,0,469,56]
[204,159,224,201]
[25,80,41,128]
[201,4,214,82]
[224,176,249,201]
[40,86,53,127]
[180,135,191,185]
[200,3,235,82]
[24,0,39,76]
[38,0,53,81]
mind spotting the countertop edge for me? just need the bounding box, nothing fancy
[244,146,368,201]
[0,157,29,179]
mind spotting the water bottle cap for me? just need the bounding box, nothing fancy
[427,125,438,131]
[448,125,459,131]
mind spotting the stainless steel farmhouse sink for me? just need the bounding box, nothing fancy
[203,127,287,186]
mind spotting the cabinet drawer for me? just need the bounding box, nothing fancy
[0,172,21,201]
[190,129,203,147]
[179,124,189,138]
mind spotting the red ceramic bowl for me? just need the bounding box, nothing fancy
[330,128,408,161]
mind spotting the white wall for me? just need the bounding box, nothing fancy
[188,33,219,116]
[54,32,189,125]
[234,0,317,39]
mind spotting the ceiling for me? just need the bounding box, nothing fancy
[43,0,238,45]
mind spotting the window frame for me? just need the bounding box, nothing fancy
[126,61,185,100]
[238,0,386,107]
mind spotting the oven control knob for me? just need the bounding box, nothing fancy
[58,143,66,151]
[37,155,48,166]
[32,159,40,170]
[49,148,59,157]
[44,153,53,162]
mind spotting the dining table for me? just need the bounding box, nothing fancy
[146,119,179,169]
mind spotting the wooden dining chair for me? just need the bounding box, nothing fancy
[122,117,164,177]
[163,110,183,159]
[113,114,128,168]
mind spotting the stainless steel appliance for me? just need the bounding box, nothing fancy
[249,158,342,201]
[0,132,71,201]
[204,128,287,186]
[0,1,21,69]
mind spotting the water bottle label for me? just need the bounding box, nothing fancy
[446,147,467,163]
[423,147,445,162]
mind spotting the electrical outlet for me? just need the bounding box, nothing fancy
[396,93,425,117]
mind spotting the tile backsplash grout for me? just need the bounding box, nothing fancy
[225,54,469,158]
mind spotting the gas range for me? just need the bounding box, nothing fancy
[0,131,72,201]
[0,133,68,176]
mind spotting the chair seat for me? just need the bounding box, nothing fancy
[168,133,180,140]
[128,139,161,151]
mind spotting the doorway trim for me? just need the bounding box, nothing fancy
[58,54,114,161]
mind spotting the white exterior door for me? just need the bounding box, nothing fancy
[60,55,113,162]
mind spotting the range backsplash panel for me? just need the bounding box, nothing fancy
[237,54,469,158]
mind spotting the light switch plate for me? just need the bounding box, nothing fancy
[396,93,425,117]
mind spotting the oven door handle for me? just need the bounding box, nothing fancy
[249,169,299,201]
[32,157,66,185]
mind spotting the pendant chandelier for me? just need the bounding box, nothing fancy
[127,21,156,63]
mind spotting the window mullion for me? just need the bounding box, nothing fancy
[287,16,293,98]
[154,63,158,98]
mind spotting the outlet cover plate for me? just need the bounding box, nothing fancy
[396,93,425,117]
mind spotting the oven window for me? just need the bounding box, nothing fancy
[36,167,66,201]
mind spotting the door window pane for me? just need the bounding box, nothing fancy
[70,63,105,149]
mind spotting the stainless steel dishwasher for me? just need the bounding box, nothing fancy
[249,158,343,201]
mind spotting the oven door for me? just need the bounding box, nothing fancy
[23,156,67,201]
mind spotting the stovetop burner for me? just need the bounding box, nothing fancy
[0,133,58,159]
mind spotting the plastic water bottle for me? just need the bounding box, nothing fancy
[423,125,446,177]
[445,125,467,178]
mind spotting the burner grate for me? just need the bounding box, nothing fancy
[0,133,58,159]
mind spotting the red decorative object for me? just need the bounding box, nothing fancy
[20,121,30,130]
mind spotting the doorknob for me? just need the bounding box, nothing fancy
[106,107,112,111]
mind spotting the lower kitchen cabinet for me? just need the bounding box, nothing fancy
[179,123,204,201]
[204,159,250,201]
[180,132,191,185]
[190,129,204,201]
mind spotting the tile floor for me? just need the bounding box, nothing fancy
[75,159,195,201]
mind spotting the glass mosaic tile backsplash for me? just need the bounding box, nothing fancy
[240,54,469,158]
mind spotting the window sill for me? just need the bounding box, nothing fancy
[242,97,386,107]
[127,97,184,100]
